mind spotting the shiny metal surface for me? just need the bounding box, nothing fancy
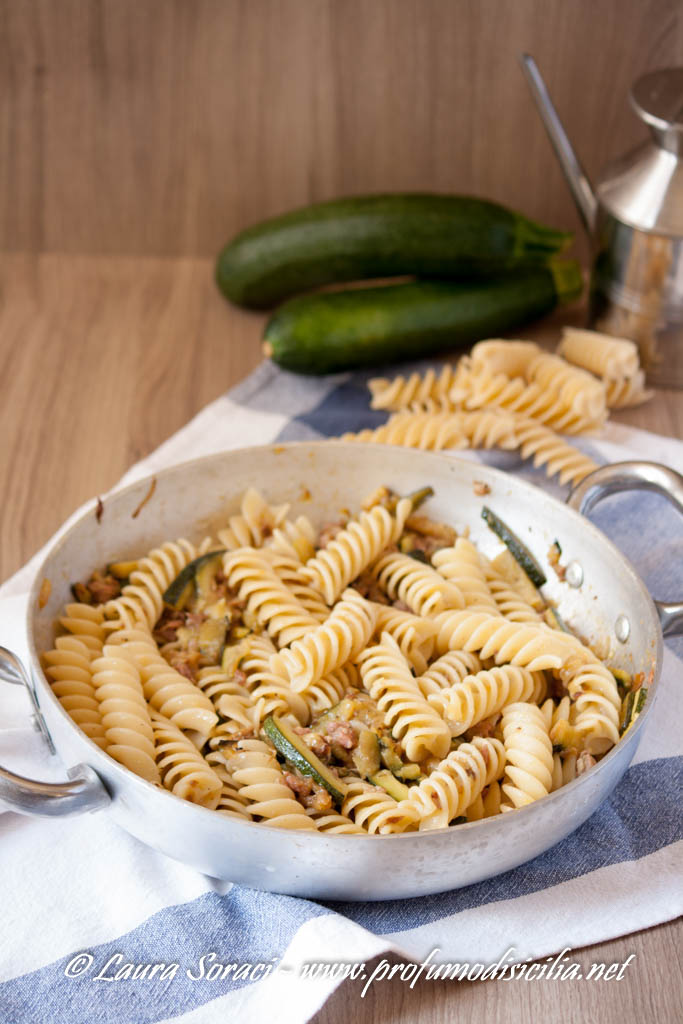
[0,646,111,814]
[520,54,597,233]
[523,56,683,387]
[630,67,683,155]
[0,645,55,754]
[0,761,111,817]
[568,461,683,636]
[3,444,668,899]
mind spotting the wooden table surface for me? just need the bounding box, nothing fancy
[0,252,680,1021]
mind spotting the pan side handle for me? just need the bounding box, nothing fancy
[0,646,111,816]
[567,461,683,637]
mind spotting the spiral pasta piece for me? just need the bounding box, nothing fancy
[428,665,543,736]
[217,488,289,550]
[433,539,498,611]
[301,500,411,605]
[264,552,330,621]
[469,339,540,378]
[304,664,360,717]
[396,737,505,831]
[266,515,317,563]
[373,552,465,616]
[342,408,600,488]
[150,710,222,808]
[341,780,416,834]
[41,636,107,749]
[433,610,574,671]
[558,328,639,380]
[560,651,621,754]
[370,602,438,674]
[196,664,258,736]
[416,649,483,698]
[90,644,160,783]
[58,602,106,655]
[104,539,198,633]
[368,364,462,411]
[307,808,366,834]
[225,739,317,829]
[604,370,652,409]
[238,634,310,725]
[342,409,521,452]
[526,351,607,423]
[541,696,578,790]
[272,589,377,693]
[501,702,553,808]
[107,627,218,736]
[359,633,450,761]
[483,563,543,623]
[226,548,320,645]
[504,703,553,795]
[462,367,603,435]
[508,415,600,486]
[204,752,253,819]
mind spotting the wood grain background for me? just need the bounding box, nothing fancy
[2,0,682,260]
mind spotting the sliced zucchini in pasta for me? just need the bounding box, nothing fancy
[482,506,547,588]
[163,550,226,609]
[368,770,411,801]
[263,714,348,804]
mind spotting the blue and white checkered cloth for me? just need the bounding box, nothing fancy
[1,359,681,1024]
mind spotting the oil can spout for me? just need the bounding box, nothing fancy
[520,54,598,235]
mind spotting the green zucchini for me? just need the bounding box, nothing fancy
[217,194,573,309]
[163,550,226,610]
[263,715,347,803]
[263,264,582,375]
[620,686,647,735]
[481,506,547,588]
[369,770,411,801]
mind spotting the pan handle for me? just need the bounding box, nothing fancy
[0,646,111,816]
[567,461,683,636]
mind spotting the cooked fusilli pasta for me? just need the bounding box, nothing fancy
[91,644,160,783]
[104,540,199,633]
[271,588,376,693]
[358,633,451,762]
[301,500,411,604]
[150,709,222,808]
[373,552,465,616]
[395,737,505,831]
[225,548,321,645]
[500,702,553,808]
[427,665,543,736]
[41,636,108,749]
[224,738,317,829]
[44,480,639,837]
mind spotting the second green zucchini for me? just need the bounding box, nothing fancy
[263,262,582,375]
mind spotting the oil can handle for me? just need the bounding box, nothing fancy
[567,461,683,636]
[0,646,111,816]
